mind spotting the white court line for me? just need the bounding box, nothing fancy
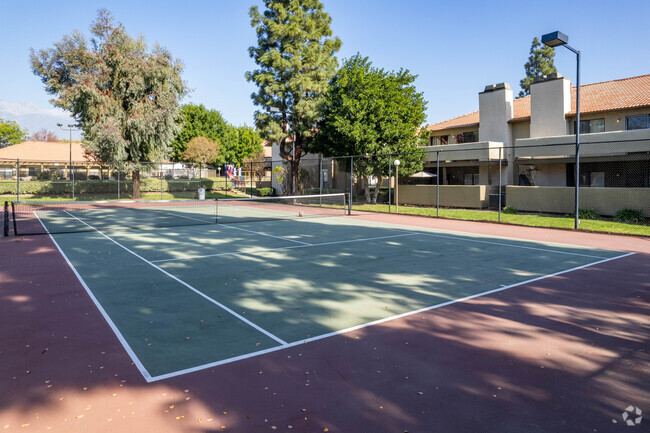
[62,210,288,349]
[33,212,154,382]
[150,232,421,263]
[148,251,635,382]
[222,223,312,245]
[343,215,629,255]
[415,231,607,259]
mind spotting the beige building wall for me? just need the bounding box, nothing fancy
[506,186,650,217]
[511,121,530,141]
[398,185,489,208]
[515,162,566,186]
[567,107,650,134]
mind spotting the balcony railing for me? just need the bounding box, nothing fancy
[422,141,504,162]
[515,128,650,159]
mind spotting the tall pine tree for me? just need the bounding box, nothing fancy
[246,0,341,194]
[518,37,557,98]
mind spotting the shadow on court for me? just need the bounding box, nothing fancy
[0,229,648,432]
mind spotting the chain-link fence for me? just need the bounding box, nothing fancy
[2,135,649,235]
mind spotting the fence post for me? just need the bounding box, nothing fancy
[3,201,8,237]
[72,158,75,200]
[225,164,228,198]
[348,156,353,215]
[498,147,502,222]
[16,159,20,202]
[250,161,253,197]
[436,151,440,217]
[388,155,392,213]
[160,162,163,200]
[319,157,323,206]
[117,165,120,200]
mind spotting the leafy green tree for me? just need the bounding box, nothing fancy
[171,104,228,160]
[182,136,220,164]
[30,9,187,198]
[518,37,557,98]
[172,104,263,165]
[313,54,428,203]
[246,0,341,195]
[0,118,28,148]
[225,126,263,166]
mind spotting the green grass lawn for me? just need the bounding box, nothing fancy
[352,203,650,237]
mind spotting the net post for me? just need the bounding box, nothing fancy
[11,202,17,236]
[16,159,20,202]
[3,201,8,237]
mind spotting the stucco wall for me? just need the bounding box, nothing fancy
[398,185,489,208]
[506,186,650,216]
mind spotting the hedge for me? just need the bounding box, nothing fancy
[0,177,231,195]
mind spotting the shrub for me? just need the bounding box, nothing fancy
[573,208,599,220]
[614,208,645,224]
[502,206,518,214]
[257,187,274,197]
[37,170,59,181]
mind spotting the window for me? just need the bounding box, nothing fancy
[463,173,480,185]
[574,118,605,134]
[431,135,448,146]
[589,172,605,187]
[626,114,650,130]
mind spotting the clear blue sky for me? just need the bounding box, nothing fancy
[1,0,649,139]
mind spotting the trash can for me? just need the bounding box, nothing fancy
[198,188,205,200]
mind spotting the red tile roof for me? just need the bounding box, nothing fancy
[426,74,650,133]
[0,141,92,163]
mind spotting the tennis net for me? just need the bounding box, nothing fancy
[9,193,348,235]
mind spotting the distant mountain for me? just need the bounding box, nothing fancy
[0,100,83,141]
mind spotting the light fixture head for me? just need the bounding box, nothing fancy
[541,31,569,47]
[57,123,63,127]
[394,159,400,166]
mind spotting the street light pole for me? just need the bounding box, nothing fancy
[57,123,80,199]
[542,31,581,230]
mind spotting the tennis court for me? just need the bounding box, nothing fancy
[8,194,630,381]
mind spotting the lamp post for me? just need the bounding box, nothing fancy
[269,106,296,195]
[394,159,400,213]
[542,31,580,230]
[57,123,80,199]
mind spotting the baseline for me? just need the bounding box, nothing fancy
[149,251,634,381]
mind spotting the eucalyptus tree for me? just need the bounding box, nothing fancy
[31,9,187,198]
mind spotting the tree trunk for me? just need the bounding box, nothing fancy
[372,176,383,204]
[132,170,141,199]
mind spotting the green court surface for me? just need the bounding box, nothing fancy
[45,212,626,381]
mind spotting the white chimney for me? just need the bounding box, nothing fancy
[530,73,571,138]
[478,82,514,144]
